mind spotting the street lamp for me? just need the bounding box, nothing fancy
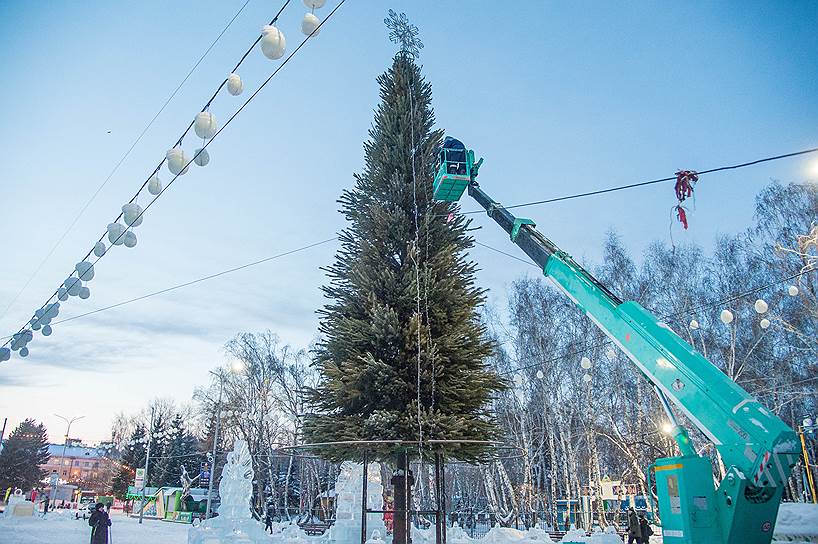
[53,414,84,508]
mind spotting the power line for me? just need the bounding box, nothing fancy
[475,242,539,268]
[0,0,255,324]
[0,237,337,339]
[461,146,818,215]
[3,0,347,354]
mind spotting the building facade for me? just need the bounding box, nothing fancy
[41,442,115,493]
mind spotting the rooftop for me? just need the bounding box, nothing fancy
[46,444,106,459]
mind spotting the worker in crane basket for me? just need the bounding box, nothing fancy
[439,136,467,175]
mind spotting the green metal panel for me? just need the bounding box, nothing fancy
[654,456,720,544]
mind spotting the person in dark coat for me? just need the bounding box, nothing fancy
[626,507,642,544]
[89,503,111,544]
[264,504,274,534]
[639,514,653,543]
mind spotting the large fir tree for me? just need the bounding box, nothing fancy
[0,419,50,491]
[303,15,503,463]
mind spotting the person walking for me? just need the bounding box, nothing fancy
[626,507,642,544]
[89,503,112,544]
[41,495,50,517]
[638,514,653,543]
[264,504,274,534]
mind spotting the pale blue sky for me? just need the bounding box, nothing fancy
[0,1,816,443]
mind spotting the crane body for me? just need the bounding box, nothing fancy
[433,141,800,544]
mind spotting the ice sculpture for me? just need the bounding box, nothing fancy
[188,440,270,544]
[330,462,390,544]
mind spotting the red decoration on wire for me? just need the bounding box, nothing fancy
[676,206,688,229]
[674,170,698,229]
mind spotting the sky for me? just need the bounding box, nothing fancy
[0,0,816,445]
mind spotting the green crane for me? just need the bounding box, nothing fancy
[432,137,800,544]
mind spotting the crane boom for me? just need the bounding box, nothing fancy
[433,143,800,544]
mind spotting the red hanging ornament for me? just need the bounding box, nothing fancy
[674,170,698,228]
[675,205,689,230]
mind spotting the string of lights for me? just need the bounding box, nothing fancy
[0,0,256,325]
[499,264,817,377]
[1,0,347,360]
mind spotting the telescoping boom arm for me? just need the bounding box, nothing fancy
[432,142,800,544]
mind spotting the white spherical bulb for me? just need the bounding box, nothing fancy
[0,348,10,362]
[108,222,126,245]
[42,325,53,336]
[513,374,523,386]
[148,175,163,195]
[123,231,138,248]
[753,299,768,314]
[301,13,321,36]
[65,277,82,296]
[788,285,799,296]
[582,373,592,383]
[122,202,144,228]
[580,357,592,369]
[79,286,91,299]
[227,73,243,96]
[261,25,286,59]
[760,318,770,329]
[75,261,95,281]
[194,111,218,139]
[303,0,325,8]
[193,148,210,166]
[689,319,699,330]
[536,370,544,380]
[166,147,189,176]
[32,322,42,331]
[57,287,69,301]
[720,309,734,324]
[19,347,29,358]
[93,241,107,258]
[606,348,617,359]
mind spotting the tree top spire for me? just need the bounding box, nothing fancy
[384,9,423,59]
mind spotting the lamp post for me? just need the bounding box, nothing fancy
[53,414,84,507]
[138,407,156,525]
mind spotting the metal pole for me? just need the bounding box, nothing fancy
[138,407,154,524]
[0,417,7,453]
[405,450,410,544]
[361,452,368,544]
[440,453,446,544]
[205,374,223,520]
[53,415,84,509]
[800,426,817,504]
[434,453,441,544]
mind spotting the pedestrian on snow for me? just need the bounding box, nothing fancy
[639,514,653,543]
[89,502,112,544]
[626,507,642,544]
[42,495,50,516]
[264,504,274,534]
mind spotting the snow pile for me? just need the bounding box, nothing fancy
[774,502,818,543]
[2,490,35,518]
[187,440,270,544]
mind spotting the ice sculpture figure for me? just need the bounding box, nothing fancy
[330,462,390,544]
[188,440,270,544]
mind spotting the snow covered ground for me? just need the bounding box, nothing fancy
[0,509,189,544]
[1,503,816,544]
